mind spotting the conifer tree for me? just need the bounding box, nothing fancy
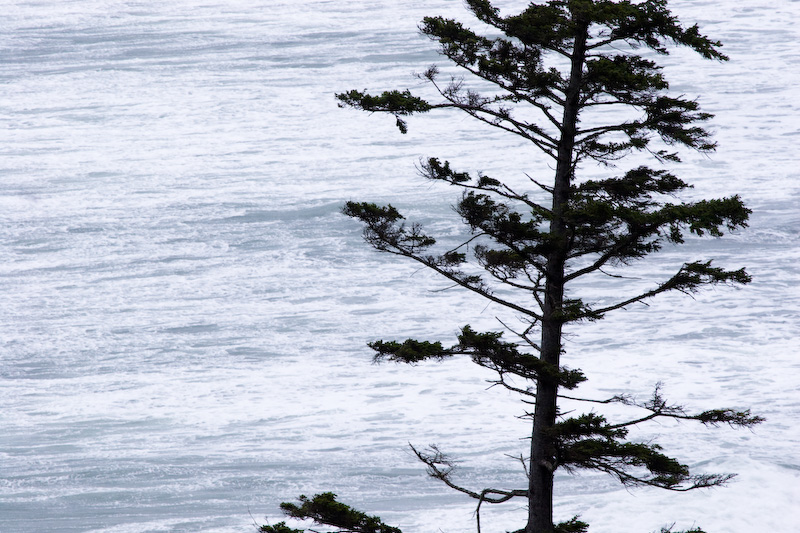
[264,1,762,532]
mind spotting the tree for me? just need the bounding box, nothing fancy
[263,1,762,532]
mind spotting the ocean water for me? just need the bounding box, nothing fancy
[1,1,798,532]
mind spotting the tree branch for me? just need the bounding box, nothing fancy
[583,260,751,319]
[607,384,764,430]
[410,444,528,502]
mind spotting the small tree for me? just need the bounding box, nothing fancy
[265,1,762,532]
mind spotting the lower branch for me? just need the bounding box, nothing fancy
[410,444,528,502]
[589,460,736,491]
[608,383,764,429]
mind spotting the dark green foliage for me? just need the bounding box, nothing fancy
[269,1,761,532]
[698,408,765,427]
[370,326,586,390]
[550,413,628,442]
[369,339,448,363]
[547,412,736,490]
[259,522,303,533]
[336,89,432,115]
[554,517,590,533]
[583,55,668,99]
[458,325,587,389]
[422,157,472,184]
[336,89,432,134]
[268,493,402,533]
[342,202,436,254]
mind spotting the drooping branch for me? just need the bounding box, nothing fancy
[410,444,528,503]
[487,372,537,399]
[587,460,736,492]
[419,158,553,218]
[582,260,751,319]
[410,443,532,533]
[419,14,567,106]
[496,317,541,353]
[606,384,764,430]
[342,202,545,320]
[425,74,559,156]
[422,67,563,139]
[551,412,735,491]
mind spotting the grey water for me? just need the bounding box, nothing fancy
[2,1,799,532]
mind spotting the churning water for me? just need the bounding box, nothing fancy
[1,1,799,531]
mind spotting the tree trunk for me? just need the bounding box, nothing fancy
[526,21,588,533]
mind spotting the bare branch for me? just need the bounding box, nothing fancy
[496,317,541,352]
[426,76,559,155]
[487,375,537,398]
[607,383,764,429]
[505,453,531,480]
[410,444,528,503]
[372,239,544,320]
[524,173,554,193]
[442,231,488,256]
[557,393,632,405]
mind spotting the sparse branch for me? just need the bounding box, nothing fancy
[410,444,528,502]
[579,97,633,108]
[584,261,751,318]
[486,273,542,293]
[527,98,563,130]
[497,317,541,352]
[457,103,559,156]
[413,252,543,320]
[436,59,565,127]
[426,76,559,153]
[524,173,553,193]
[564,234,638,282]
[418,158,553,217]
[607,384,764,430]
[497,182,553,217]
[506,453,531,479]
[487,373,537,398]
[585,37,623,51]
[587,460,736,492]
[342,202,544,320]
[443,231,488,257]
[557,393,632,405]
[606,411,660,429]
[526,269,547,309]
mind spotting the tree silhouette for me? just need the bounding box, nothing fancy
[264,1,762,532]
